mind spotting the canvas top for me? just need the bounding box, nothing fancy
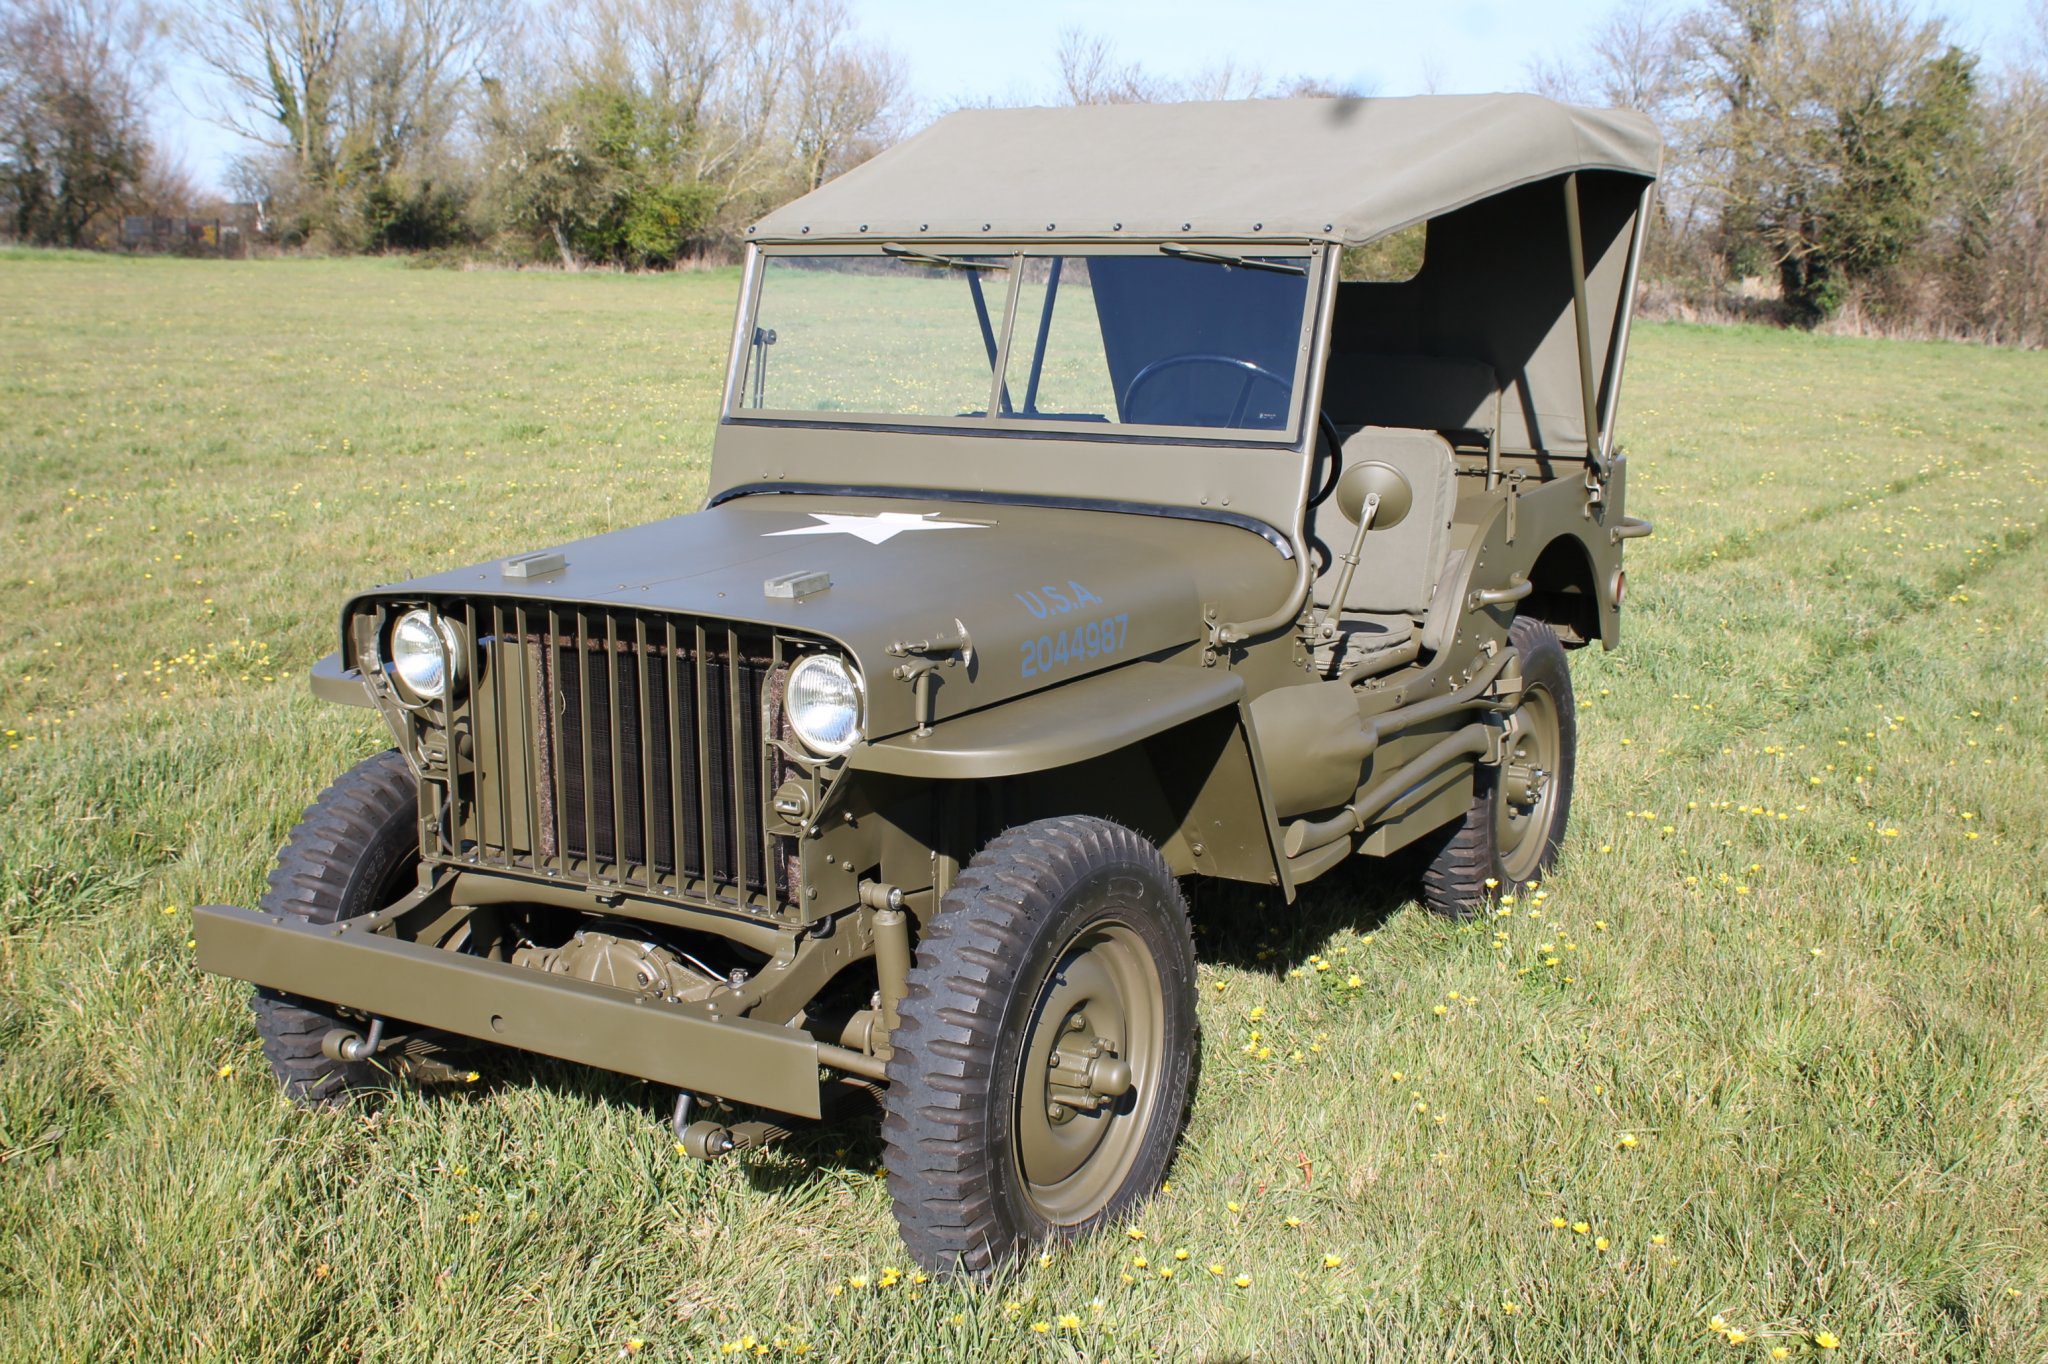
[750,93,1662,246]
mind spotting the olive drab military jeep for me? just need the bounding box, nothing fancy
[196,94,1662,1275]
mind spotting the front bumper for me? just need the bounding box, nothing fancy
[194,904,827,1118]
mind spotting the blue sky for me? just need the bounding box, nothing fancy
[159,0,2044,194]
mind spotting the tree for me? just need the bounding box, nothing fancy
[1053,28,1165,105]
[1676,0,1976,320]
[183,0,502,246]
[0,0,161,245]
[182,0,352,185]
[784,1,902,192]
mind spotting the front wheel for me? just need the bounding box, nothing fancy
[881,816,1198,1276]
[248,749,421,1103]
[1418,616,1578,918]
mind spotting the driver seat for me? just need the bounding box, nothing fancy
[1308,426,1458,620]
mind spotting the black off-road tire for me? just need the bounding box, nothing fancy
[1418,616,1577,919]
[881,816,1198,1276]
[249,748,419,1104]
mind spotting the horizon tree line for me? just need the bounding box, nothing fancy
[4,0,2047,345]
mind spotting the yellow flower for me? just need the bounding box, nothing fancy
[1322,1254,1343,1269]
[1226,1200,1242,1213]
[1208,1263,1227,1277]
[625,1341,644,1355]
[1501,1300,1519,1315]
[1617,1132,1639,1149]
[1432,1004,1448,1016]
[1346,975,1363,988]
[1247,1006,1265,1021]
[1650,1234,1668,1246]
[1234,1274,1252,1288]
[1550,1217,1568,1229]
[1594,1236,1610,1252]
[1726,1329,1749,1345]
[1772,1349,1790,1360]
[1284,1215,1302,1228]
[1709,1314,1729,1333]
[1159,1266,1175,1278]
[1174,1248,1190,1261]
[1126,1227,1146,1241]
[216,1064,233,1079]
[1814,1331,1840,1349]
[1571,1221,1590,1235]
[1029,1321,1050,1334]
[1056,1314,1081,1329]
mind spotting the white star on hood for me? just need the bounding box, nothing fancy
[764,511,988,545]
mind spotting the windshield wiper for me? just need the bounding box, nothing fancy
[1159,242,1308,276]
[881,243,1008,270]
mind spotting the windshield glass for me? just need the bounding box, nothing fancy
[738,249,1313,434]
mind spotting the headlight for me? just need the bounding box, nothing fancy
[388,608,462,701]
[785,654,862,755]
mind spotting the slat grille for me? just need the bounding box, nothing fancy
[433,601,784,908]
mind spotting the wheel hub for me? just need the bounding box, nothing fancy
[1044,1015,1136,1124]
[1494,682,1562,882]
[1503,762,1550,810]
[1012,922,1165,1225]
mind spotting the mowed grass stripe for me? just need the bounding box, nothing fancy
[2,256,2046,1362]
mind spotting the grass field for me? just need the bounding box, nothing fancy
[2,251,2045,1362]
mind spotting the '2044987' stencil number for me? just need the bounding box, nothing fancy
[1021,613,1130,679]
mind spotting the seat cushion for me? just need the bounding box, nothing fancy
[1309,426,1458,617]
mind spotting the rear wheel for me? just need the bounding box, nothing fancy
[881,816,1197,1276]
[248,749,420,1103]
[1418,616,1577,918]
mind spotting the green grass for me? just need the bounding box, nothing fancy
[3,253,2046,1362]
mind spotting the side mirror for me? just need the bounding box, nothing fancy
[1335,460,1413,529]
[1317,461,1415,643]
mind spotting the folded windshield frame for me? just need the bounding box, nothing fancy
[722,240,1327,446]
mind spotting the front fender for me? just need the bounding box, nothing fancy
[846,661,1292,895]
[847,661,1243,780]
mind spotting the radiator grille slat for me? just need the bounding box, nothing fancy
[423,603,784,908]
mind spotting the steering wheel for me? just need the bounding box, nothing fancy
[1121,353,1292,429]
[1308,409,1344,509]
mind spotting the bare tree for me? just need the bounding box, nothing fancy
[1050,27,1354,107]
[0,0,163,244]
[568,0,734,123]
[1977,0,2048,340]
[336,0,500,175]
[181,0,354,182]
[1053,28,1163,105]
[784,0,902,191]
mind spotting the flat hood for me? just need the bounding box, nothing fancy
[345,491,1293,740]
